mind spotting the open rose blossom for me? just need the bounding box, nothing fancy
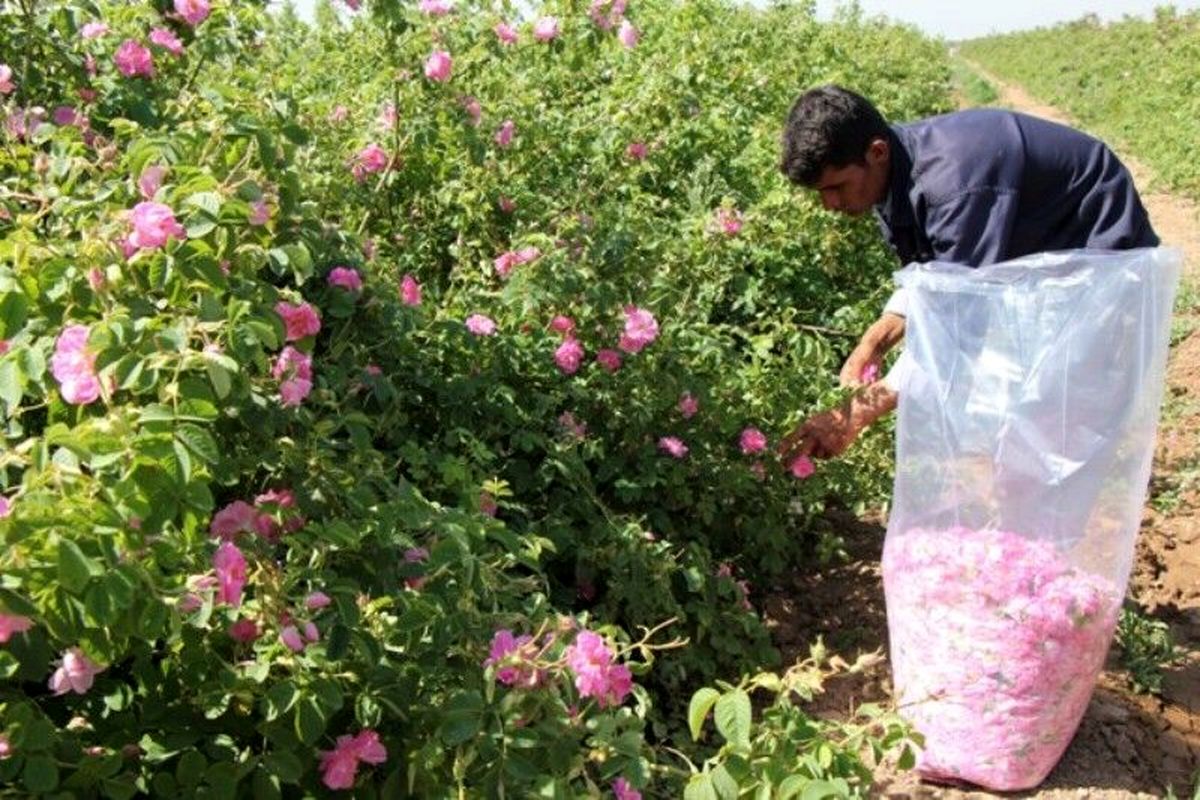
[465,314,496,336]
[51,324,102,405]
[554,337,585,375]
[319,730,387,790]
[80,22,109,39]
[400,274,422,306]
[0,614,33,643]
[565,630,632,708]
[549,315,575,335]
[533,16,559,41]
[617,19,640,48]
[424,50,453,82]
[228,618,260,643]
[327,266,363,292]
[273,346,314,406]
[213,541,247,607]
[128,201,185,250]
[714,207,743,236]
[494,119,516,149]
[174,0,211,27]
[595,348,622,372]
[0,66,12,95]
[613,778,642,800]
[494,22,518,44]
[248,199,271,225]
[617,306,658,354]
[483,629,544,688]
[275,301,321,341]
[113,40,154,78]
[351,143,388,182]
[788,454,815,479]
[739,427,767,455]
[678,392,699,418]
[658,436,688,459]
[419,0,452,14]
[149,27,184,55]
[884,527,1122,789]
[49,647,103,695]
[625,141,647,160]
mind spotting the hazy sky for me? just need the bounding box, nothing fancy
[287,0,1200,40]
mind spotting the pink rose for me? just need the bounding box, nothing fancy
[400,274,422,306]
[214,542,248,607]
[280,625,306,652]
[533,16,559,42]
[678,392,699,418]
[494,22,518,45]
[52,106,83,127]
[498,196,516,213]
[460,95,482,126]
[113,40,154,78]
[305,591,332,610]
[80,22,109,39]
[138,165,167,200]
[327,266,363,292]
[549,315,575,335]
[658,436,688,459]
[613,777,642,800]
[595,349,622,372]
[0,614,33,643]
[319,730,387,790]
[484,629,543,688]
[494,119,515,148]
[424,50,453,82]
[617,19,640,48]
[588,0,627,30]
[273,346,314,407]
[479,492,498,517]
[554,337,585,375]
[174,0,211,27]
[617,306,658,354]
[860,363,880,383]
[275,301,321,341]
[625,141,647,160]
[128,201,185,250]
[714,207,743,237]
[210,500,257,539]
[51,324,101,405]
[465,314,496,336]
[248,199,271,226]
[739,427,767,455]
[0,494,9,518]
[228,618,260,643]
[565,630,632,707]
[0,66,12,96]
[49,647,103,695]
[329,105,349,123]
[789,455,815,479]
[419,0,452,14]
[149,27,184,56]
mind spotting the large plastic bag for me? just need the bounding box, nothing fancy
[882,247,1180,790]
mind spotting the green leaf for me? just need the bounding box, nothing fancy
[58,539,101,594]
[688,687,721,740]
[711,765,739,800]
[684,773,719,800]
[262,751,303,784]
[176,751,207,788]
[0,291,29,339]
[176,424,219,465]
[0,358,23,410]
[438,690,483,746]
[206,361,232,399]
[22,755,59,792]
[294,696,325,746]
[714,690,752,751]
[185,192,222,217]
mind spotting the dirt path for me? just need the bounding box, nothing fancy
[765,63,1200,799]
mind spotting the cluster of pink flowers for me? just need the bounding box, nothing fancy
[883,527,1122,790]
[276,300,321,341]
[327,266,363,292]
[424,50,453,82]
[51,324,102,405]
[114,40,155,78]
[210,489,306,542]
[319,730,387,790]
[350,143,389,182]
[565,630,633,708]
[128,201,185,250]
[617,306,658,353]
[493,246,540,278]
[484,630,545,688]
[400,274,422,306]
[49,647,104,695]
[0,613,33,643]
[174,0,211,27]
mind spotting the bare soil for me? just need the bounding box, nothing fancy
[763,65,1200,798]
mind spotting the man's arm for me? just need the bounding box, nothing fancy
[839,310,906,386]
[778,382,898,460]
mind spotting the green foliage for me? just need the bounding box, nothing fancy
[0,0,951,793]
[950,58,997,105]
[960,8,1200,199]
[1115,605,1186,695]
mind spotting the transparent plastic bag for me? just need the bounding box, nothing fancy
[882,247,1181,790]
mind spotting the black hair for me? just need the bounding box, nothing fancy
[779,85,890,187]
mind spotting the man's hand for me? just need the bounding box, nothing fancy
[777,405,860,461]
[839,312,906,387]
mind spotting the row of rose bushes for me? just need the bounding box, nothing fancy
[0,0,948,794]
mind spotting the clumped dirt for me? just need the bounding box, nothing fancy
[761,65,1200,798]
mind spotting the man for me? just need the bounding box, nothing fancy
[776,84,1159,460]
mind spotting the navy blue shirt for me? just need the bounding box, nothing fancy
[875,109,1159,267]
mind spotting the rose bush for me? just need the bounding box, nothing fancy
[0,0,947,794]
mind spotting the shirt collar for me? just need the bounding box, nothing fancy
[875,126,915,228]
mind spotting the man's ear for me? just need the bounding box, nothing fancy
[865,136,889,166]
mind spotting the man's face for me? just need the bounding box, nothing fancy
[812,138,890,217]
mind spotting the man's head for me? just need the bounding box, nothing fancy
[779,85,891,216]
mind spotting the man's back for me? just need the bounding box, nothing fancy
[877,108,1159,267]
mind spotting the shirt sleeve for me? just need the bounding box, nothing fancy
[924,188,1020,266]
